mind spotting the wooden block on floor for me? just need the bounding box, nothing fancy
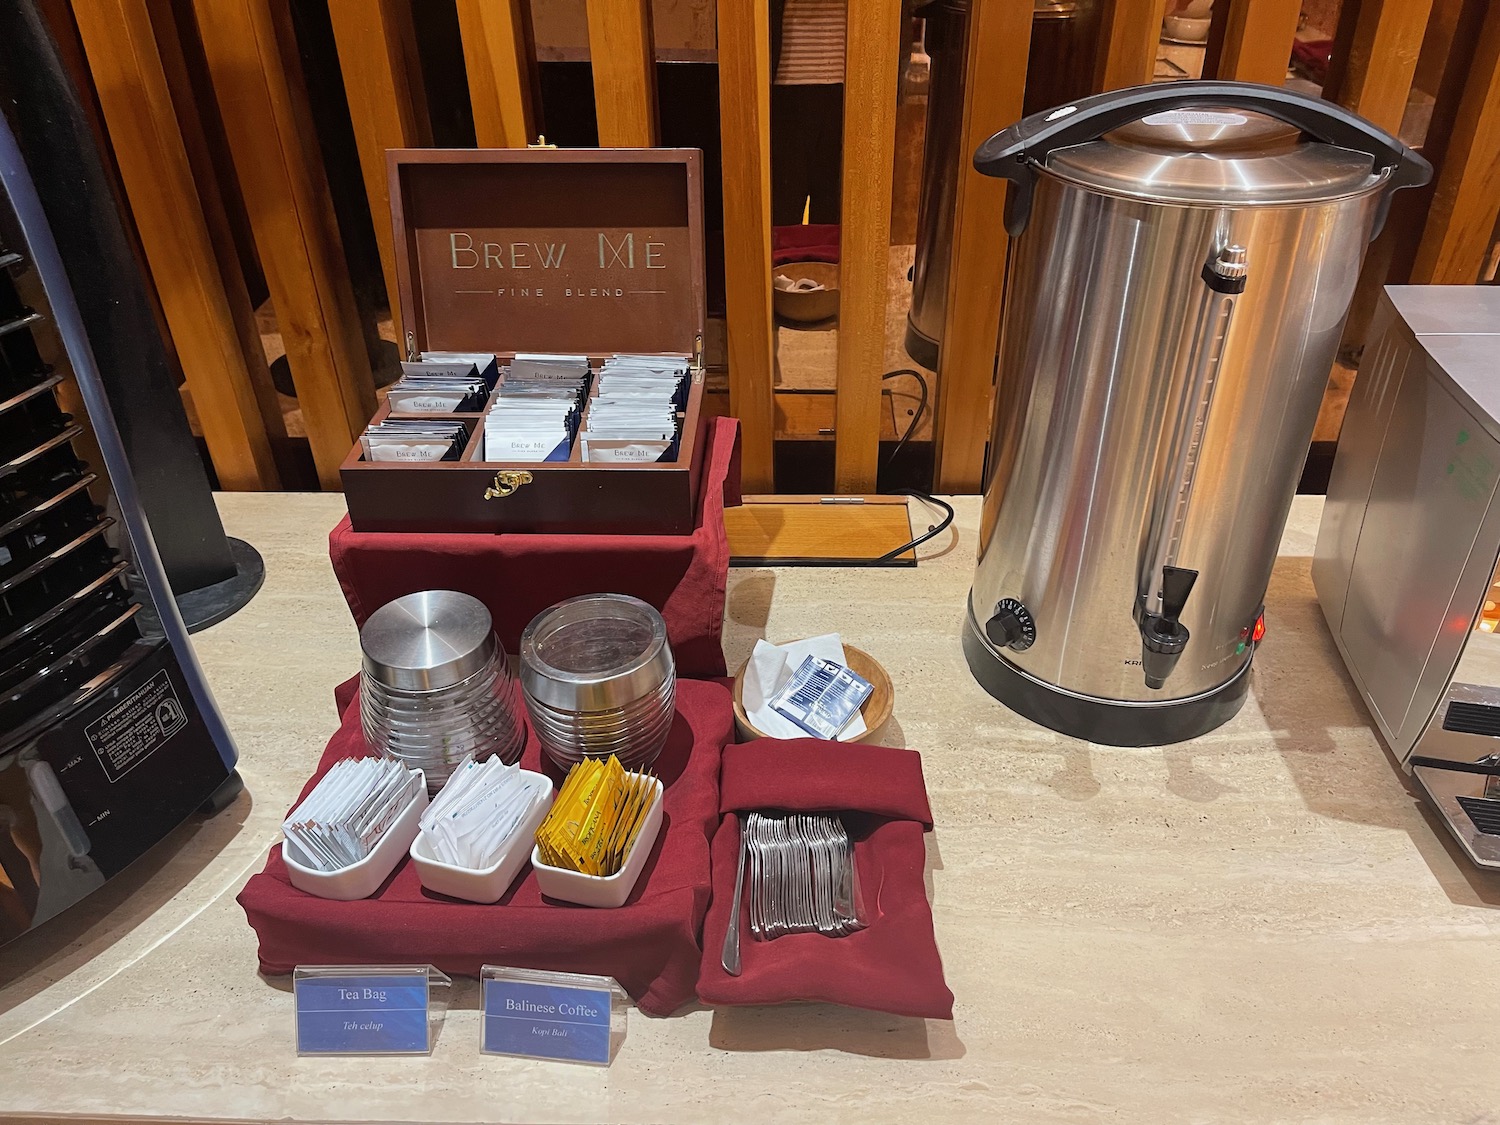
[725,496,915,566]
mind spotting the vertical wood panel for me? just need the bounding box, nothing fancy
[327,0,431,352]
[1412,0,1500,284]
[1324,0,1435,133]
[586,0,659,147]
[1217,0,1300,85]
[456,0,537,147]
[716,0,775,491]
[73,0,280,490]
[1095,0,1168,90]
[832,1,903,492]
[150,2,287,456]
[934,0,1034,494]
[193,0,376,488]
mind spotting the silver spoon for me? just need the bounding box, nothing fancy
[721,813,749,975]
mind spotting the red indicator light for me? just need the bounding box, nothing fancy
[1251,615,1266,644]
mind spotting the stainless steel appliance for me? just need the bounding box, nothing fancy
[905,0,1099,371]
[962,82,1430,745]
[1313,286,1500,869]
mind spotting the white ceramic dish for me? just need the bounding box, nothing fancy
[530,777,664,908]
[409,772,554,904]
[283,768,428,901]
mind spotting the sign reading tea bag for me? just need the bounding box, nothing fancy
[294,965,450,1055]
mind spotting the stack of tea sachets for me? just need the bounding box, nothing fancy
[282,757,423,871]
[579,353,690,463]
[484,353,590,462]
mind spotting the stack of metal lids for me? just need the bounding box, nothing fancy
[519,593,675,771]
[359,590,525,789]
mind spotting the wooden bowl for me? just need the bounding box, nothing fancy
[771,260,840,324]
[732,644,893,743]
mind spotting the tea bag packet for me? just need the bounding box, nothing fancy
[485,355,590,461]
[768,654,875,740]
[508,353,591,385]
[579,437,673,464]
[418,756,550,870]
[535,756,656,876]
[399,359,479,381]
[282,757,421,872]
[387,365,489,414]
[421,351,500,389]
[361,419,467,462]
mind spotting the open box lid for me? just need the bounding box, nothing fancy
[387,148,706,359]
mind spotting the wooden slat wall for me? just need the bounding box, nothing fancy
[831,2,903,493]
[716,0,776,492]
[1096,0,1169,90]
[934,0,1035,494]
[326,0,432,354]
[1412,0,1500,284]
[151,3,288,461]
[72,0,280,491]
[1216,0,1300,84]
[586,0,659,147]
[63,0,1500,499]
[456,0,538,147]
[192,0,375,488]
[1324,0,1436,133]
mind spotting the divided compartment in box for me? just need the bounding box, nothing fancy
[341,149,708,536]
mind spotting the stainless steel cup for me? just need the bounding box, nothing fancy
[359,590,525,788]
[519,594,676,770]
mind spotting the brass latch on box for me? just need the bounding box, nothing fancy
[483,470,533,500]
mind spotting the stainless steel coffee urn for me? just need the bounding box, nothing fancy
[962,82,1431,745]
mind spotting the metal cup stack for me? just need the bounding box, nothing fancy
[358,590,525,790]
[519,594,676,771]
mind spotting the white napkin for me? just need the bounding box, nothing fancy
[743,634,867,741]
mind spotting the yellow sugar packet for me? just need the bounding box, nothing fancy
[603,771,643,871]
[580,756,627,875]
[618,772,656,860]
[539,758,604,871]
[538,763,588,865]
[620,773,653,867]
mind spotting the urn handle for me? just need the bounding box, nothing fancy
[975,80,1432,237]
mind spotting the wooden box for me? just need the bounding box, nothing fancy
[340,148,708,534]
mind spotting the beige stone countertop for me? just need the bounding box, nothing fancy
[1,493,1497,1124]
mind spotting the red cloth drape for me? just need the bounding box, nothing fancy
[696,740,953,1020]
[238,676,736,1017]
[328,417,742,678]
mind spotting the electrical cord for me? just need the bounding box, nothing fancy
[876,488,955,563]
[881,367,928,468]
[871,368,947,563]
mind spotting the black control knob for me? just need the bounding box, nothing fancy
[986,597,1036,651]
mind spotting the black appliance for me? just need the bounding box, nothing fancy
[0,111,241,945]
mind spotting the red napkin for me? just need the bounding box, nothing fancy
[238,676,735,1017]
[697,741,953,1020]
[772,223,840,266]
[328,417,741,679]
